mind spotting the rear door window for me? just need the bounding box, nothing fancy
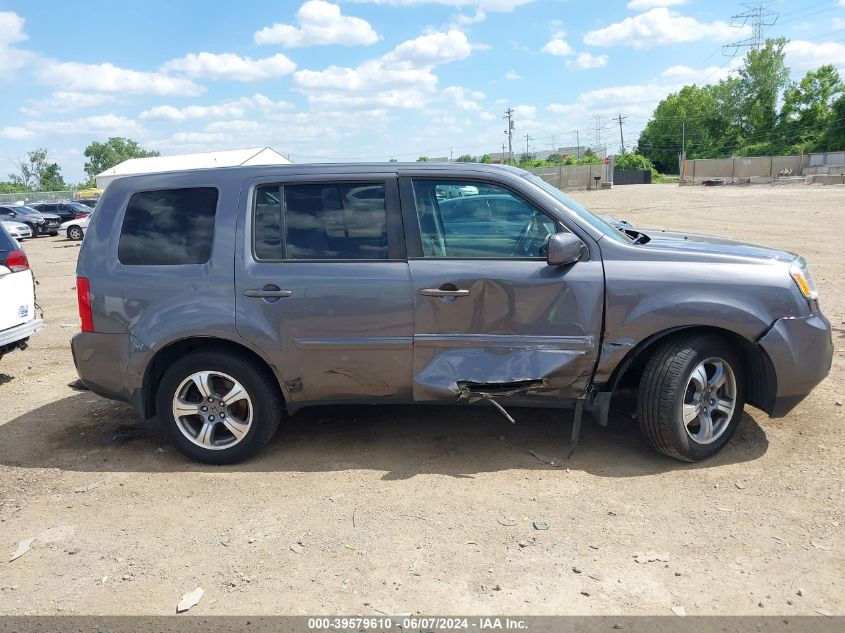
[253,182,389,260]
[118,187,218,265]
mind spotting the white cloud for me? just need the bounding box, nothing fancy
[626,0,686,9]
[140,94,293,121]
[541,34,574,56]
[443,85,485,109]
[255,0,379,48]
[0,11,34,74]
[205,120,261,133]
[567,52,608,70]
[505,69,521,80]
[36,61,204,96]
[293,29,473,110]
[452,9,486,27]
[24,114,144,137]
[660,60,738,84]
[386,29,473,64]
[23,91,115,115]
[161,52,296,81]
[584,8,743,49]
[785,39,845,73]
[1,126,34,140]
[354,0,534,11]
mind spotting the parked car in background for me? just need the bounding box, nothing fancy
[61,213,92,240]
[0,223,42,361]
[31,201,92,222]
[0,205,60,237]
[1,220,32,241]
[75,198,99,209]
[71,163,832,465]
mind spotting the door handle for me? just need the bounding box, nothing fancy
[244,288,292,298]
[418,288,470,297]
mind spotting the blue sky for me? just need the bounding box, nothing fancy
[2,0,844,183]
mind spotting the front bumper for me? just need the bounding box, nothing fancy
[0,318,43,349]
[758,313,833,417]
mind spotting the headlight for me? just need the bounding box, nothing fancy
[789,257,818,300]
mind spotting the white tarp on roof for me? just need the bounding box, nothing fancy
[95,147,291,189]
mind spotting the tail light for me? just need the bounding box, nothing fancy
[77,276,94,332]
[5,249,29,272]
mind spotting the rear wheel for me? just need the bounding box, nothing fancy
[156,350,283,464]
[637,334,744,462]
[67,226,83,240]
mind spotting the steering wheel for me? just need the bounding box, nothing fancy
[510,215,540,257]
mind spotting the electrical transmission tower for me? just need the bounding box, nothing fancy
[722,2,778,56]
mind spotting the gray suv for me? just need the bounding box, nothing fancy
[71,163,833,464]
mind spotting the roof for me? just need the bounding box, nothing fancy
[101,161,527,184]
[95,147,291,181]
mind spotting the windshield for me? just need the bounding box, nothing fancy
[68,202,91,213]
[12,206,39,216]
[520,172,632,243]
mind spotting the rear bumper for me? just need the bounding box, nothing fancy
[0,318,43,349]
[71,331,136,406]
[758,313,833,417]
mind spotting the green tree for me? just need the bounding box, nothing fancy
[455,154,476,162]
[778,65,843,148]
[416,156,430,162]
[614,153,653,171]
[737,38,790,139]
[83,137,159,180]
[479,154,492,163]
[9,148,65,191]
[819,94,845,150]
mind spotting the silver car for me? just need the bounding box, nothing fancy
[70,163,833,464]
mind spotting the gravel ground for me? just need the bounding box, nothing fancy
[0,183,842,616]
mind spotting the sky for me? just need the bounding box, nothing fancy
[1,0,845,183]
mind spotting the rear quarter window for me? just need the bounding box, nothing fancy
[118,187,218,265]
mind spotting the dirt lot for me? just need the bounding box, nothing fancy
[0,184,842,616]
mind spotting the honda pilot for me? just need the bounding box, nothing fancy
[71,164,832,464]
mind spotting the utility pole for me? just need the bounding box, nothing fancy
[501,143,506,164]
[548,134,557,152]
[575,129,580,159]
[503,108,515,164]
[524,134,533,159]
[616,114,628,153]
[594,114,603,154]
[680,118,686,181]
[723,2,778,56]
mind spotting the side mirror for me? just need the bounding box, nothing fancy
[546,232,584,266]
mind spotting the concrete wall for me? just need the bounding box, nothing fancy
[683,155,806,183]
[528,164,611,190]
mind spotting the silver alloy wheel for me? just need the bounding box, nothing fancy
[681,357,736,445]
[172,371,253,450]
[68,226,83,240]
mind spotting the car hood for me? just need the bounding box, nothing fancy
[640,228,796,263]
[24,212,60,221]
[1,220,28,230]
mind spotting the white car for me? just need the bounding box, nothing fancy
[1,220,32,241]
[60,213,91,241]
[0,224,42,361]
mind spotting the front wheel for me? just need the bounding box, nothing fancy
[637,334,745,462]
[156,350,283,464]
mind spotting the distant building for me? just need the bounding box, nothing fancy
[95,147,292,189]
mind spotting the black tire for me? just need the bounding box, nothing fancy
[25,223,39,237]
[49,231,58,236]
[67,226,83,240]
[637,334,745,462]
[155,349,283,464]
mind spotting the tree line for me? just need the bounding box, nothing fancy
[3,137,159,193]
[637,38,844,172]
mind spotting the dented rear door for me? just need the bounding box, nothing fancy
[401,174,604,403]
